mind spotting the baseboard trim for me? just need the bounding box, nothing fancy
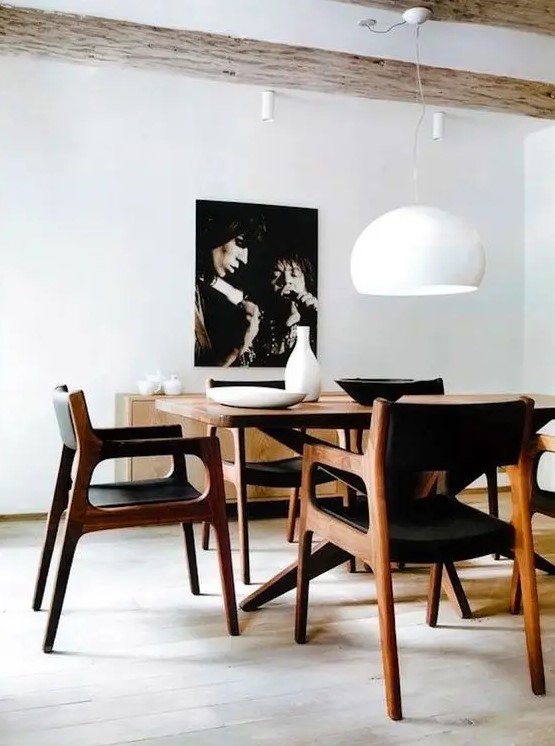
[0,512,47,522]
[465,485,510,494]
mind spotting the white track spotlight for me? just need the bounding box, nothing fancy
[432,111,445,141]
[261,90,275,122]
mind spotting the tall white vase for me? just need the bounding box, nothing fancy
[284,325,321,402]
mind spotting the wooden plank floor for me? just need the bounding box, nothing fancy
[2,495,555,745]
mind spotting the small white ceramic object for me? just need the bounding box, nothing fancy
[285,325,321,402]
[163,374,183,396]
[137,380,158,396]
[146,371,164,394]
[207,386,305,409]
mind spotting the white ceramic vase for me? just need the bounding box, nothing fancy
[284,325,321,402]
[162,374,183,395]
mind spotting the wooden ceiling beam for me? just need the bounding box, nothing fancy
[0,5,554,119]
[333,1,555,37]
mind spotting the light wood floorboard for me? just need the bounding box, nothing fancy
[2,494,555,744]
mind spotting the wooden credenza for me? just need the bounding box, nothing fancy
[115,393,343,503]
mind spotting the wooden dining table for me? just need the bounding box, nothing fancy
[156,392,555,614]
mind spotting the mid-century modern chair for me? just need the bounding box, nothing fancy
[202,379,349,584]
[295,396,543,720]
[33,385,238,652]
[333,377,501,579]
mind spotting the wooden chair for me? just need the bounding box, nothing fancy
[33,386,238,653]
[295,396,543,720]
[201,379,349,584]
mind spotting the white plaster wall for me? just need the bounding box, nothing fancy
[0,56,537,513]
[524,125,555,490]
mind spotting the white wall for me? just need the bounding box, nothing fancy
[0,56,540,513]
[524,125,555,490]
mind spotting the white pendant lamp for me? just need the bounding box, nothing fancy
[351,205,485,296]
[351,8,486,296]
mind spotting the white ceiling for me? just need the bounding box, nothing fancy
[6,0,555,83]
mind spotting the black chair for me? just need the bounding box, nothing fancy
[33,386,238,652]
[295,396,544,720]
[202,379,349,584]
[334,377,501,574]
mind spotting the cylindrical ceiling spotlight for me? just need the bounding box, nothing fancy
[261,90,275,122]
[432,111,445,141]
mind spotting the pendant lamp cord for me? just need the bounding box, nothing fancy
[412,24,426,204]
[361,14,428,204]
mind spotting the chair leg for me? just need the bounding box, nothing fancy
[486,467,500,560]
[295,529,314,644]
[510,559,522,615]
[201,521,210,551]
[373,547,402,721]
[286,487,300,543]
[442,562,472,619]
[43,521,81,653]
[426,563,443,628]
[32,501,67,611]
[33,445,72,611]
[517,548,545,694]
[511,533,544,694]
[212,514,240,637]
[506,455,545,696]
[236,483,250,585]
[182,523,200,596]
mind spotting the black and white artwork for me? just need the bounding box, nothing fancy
[194,199,318,367]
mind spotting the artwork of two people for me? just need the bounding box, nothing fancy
[195,199,318,367]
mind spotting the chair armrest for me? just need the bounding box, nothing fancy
[303,442,365,493]
[95,425,183,440]
[100,436,218,460]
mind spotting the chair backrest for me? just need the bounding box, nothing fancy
[382,399,529,473]
[206,379,285,390]
[52,386,96,450]
[53,385,77,450]
[371,397,532,519]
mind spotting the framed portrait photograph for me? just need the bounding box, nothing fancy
[194,199,318,368]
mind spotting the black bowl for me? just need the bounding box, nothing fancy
[335,378,444,406]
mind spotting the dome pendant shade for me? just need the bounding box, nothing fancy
[350,205,485,296]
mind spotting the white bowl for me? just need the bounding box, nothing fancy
[137,380,158,396]
[207,386,306,409]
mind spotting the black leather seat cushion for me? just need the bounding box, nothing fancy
[89,478,200,508]
[234,457,336,488]
[532,489,555,519]
[318,494,513,564]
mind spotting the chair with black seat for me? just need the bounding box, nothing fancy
[202,379,349,585]
[335,377,501,577]
[33,385,238,653]
[295,396,543,720]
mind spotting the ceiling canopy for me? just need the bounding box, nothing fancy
[333,1,555,38]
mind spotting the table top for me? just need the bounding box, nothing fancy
[155,392,555,429]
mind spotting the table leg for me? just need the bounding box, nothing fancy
[502,549,555,575]
[442,562,473,619]
[240,540,352,612]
